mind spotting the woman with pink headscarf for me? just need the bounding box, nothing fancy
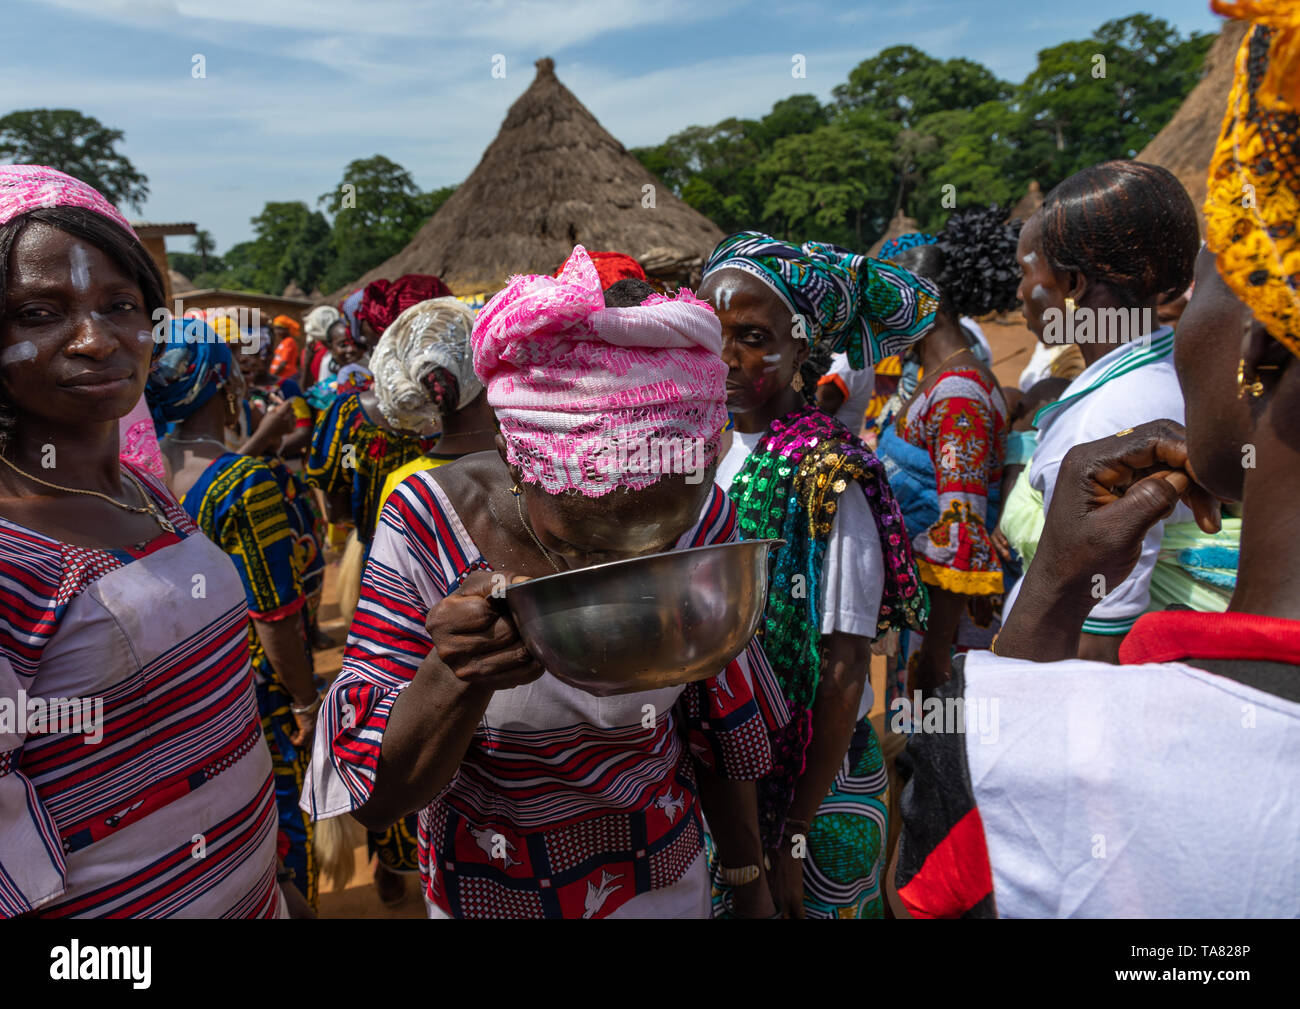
[0,166,288,917]
[304,247,790,918]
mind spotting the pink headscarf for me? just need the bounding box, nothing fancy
[0,164,138,237]
[0,166,159,476]
[472,245,727,497]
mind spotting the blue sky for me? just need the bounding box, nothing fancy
[1,1,1221,256]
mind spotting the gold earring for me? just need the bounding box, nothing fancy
[510,483,522,496]
[1064,297,1077,314]
[1237,358,1265,399]
[791,372,804,392]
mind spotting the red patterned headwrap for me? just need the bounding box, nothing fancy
[553,250,647,290]
[357,273,453,336]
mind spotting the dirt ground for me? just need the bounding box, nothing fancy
[312,315,1039,918]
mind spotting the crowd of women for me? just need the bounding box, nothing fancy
[0,0,1294,919]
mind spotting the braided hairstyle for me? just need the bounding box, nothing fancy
[1038,160,1198,304]
[420,368,460,417]
[0,207,166,452]
[935,205,1023,317]
[889,206,1021,322]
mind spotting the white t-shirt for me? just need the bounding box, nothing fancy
[958,649,1300,917]
[820,353,877,435]
[1003,328,1190,635]
[716,428,885,717]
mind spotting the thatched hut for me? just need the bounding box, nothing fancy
[336,58,723,297]
[867,210,921,258]
[1137,19,1248,236]
[1010,180,1043,222]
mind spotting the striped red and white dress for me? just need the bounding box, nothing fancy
[304,475,789,918]
[0,465,281,918]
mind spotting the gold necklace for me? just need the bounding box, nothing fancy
[513,485,561,573]
[0,454,176,533]
[901,346,976,416]
[927,346,973,374]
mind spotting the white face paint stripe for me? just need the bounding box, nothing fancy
[0,341,38,366]
[69,244,91,292]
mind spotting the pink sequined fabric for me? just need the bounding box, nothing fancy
[118,395,166,480]
[0,165,138,236]
[472,246,728,497]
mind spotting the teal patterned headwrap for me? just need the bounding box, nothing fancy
[702,230,941,369]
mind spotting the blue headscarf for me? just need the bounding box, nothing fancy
[878,232,938,262]
[145,318,233,428]
[702,231,940,370]
[342,289,364,343]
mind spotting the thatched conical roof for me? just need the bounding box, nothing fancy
[867,210,921,258]
[337,58,723,297]
[1010,180,1043,222]
[1137,19,1248,235]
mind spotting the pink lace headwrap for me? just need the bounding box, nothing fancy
[472,245,728,497]
[0,165,138,237]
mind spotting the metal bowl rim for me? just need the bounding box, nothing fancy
[503,537,785,597]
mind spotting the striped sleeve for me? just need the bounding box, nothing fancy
[302,475,453,817]
[0,538,66,915]
[676,486,791,780]
[0,657,68,917]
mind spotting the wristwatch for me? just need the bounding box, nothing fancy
[717,862,762,887]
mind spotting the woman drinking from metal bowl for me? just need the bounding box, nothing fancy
[304,246,790,919]
[697,232,939,918]
[0,166,284,917]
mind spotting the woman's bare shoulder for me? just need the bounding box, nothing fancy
[427,451,507,509]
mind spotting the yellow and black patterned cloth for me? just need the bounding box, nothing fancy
[305,391,434,544]
[181,452,318,906]
[1207,1,1300,360]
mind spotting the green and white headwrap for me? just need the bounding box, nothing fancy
[703,230,941,369]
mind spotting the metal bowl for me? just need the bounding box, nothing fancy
[505,539,782,697]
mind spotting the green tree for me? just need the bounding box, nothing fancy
[192,229,216,273]
[631,17,1212,249]
[749,95,829,149]
[911,101,1026,231]
[1016,15,1213,185]
[201,240,261,290]
[833,46,1010,128]
[244,202,335,293]
[318,155,452,291]
[756,123,895,246]
[0,109,149,210]
[168,251,223,281]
